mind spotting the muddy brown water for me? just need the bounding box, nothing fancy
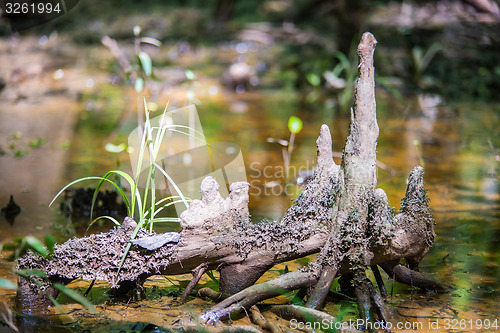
[0,37,499,332]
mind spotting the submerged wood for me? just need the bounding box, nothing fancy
[16,32,442,325]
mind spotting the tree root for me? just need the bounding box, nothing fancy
[305,266,338,309]
[268,304,363,333]
[15,32,445,333]
[353,273,392,332]
[181,263,208,303]
[371,265,387,298]
[200,270,317,324]
[198,287,228,303]
[249,306,279,333]
[380,262,449,292]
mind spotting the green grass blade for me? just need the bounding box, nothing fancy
[153,125,210,147]
[117,242,132,277]
[44,235,56,255]
[50,175,133,224]
[205,270,220,286]
[152,162,189,208]
[131,98,151,218]
[15,269,48,279]
[153,199,191,216]
[154,195,185,206]
[0,278,17,289]
[150,217,181,223]
[23,236,49,258]
[90,171,136,220]
[334,50,352,72]
[49,176,113,207]
[47,294,64,312]
[53,283,98,313]
[85,216,121,235]
[117,215,148,276]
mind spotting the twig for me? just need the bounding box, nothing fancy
[84,279,96,297]
[181,263,208,303]
[0,302,19,333]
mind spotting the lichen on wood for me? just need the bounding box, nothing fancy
[16,32,444,330]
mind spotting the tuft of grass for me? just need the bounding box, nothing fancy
[50,100,209,275]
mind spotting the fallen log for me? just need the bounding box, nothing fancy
[16,32,445,329]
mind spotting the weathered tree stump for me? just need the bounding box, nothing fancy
[16,32,444,329]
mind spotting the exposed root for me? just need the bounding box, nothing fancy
[380,262,448,292]
[354,275,392,332]
[16,32,443,332]
[368,283,391,326]
[268,304,363,333]
[371,265,387,298]
[249,306,279,333]
[181,263,208,303]
[198,287,228,302]
[200,270,317,324]
[305,266,338,309]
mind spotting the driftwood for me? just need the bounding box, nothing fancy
[16,32,444,328]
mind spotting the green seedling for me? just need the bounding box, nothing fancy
[267,115,303,183]
[412,42,443,88]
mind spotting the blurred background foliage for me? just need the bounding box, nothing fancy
[2,0,499,106]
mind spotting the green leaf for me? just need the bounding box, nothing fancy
[306,73,321,87]
[205,270,220,286]
[137,51,152,76]
[105,143,127,153]
[140,37,162,47]
[134,77,144,92]
[185,69,196,80]
[24,236,48,258]
[47,294,63,312]
[288,116,303,134]
[49,175,132,219]
[0,278,17,290]
[15,269,48,279]
[44,235,56,255]
[53,283,98,314]
[85,215,121,234]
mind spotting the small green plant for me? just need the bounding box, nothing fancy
[324,47,404,112]
[411,42,443,89]
[320,50,358,113]
[267,115,303,183]
[101,25,161,142]
[50,100,208,273]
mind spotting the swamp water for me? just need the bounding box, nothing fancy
[0,37,499,332]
